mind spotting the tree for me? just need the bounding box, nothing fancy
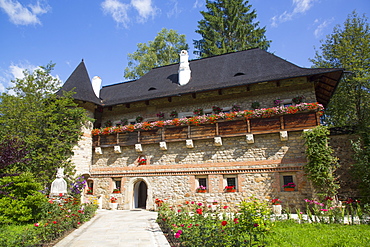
[310,11,370,127]
[0,138,30,198]
[193,0,270,58]
[0,63,89,186]
[124,28,189,79]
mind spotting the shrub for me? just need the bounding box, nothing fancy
[0,172,48,224]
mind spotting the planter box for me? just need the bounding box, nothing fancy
[284,188,295,191]
[226,189,236,193]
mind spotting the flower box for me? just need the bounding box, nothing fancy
[284,188,295,191]
[197,189,207,193]
[226,189,236,192]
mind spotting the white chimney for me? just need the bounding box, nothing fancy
[178,50,191,86]
[92,76,102,98]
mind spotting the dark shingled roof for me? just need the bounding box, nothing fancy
[57,60,102,105]
[99,48,343,107]
[63,48,343,107]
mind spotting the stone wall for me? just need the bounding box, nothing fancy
[90,130,314,210]
[329,133,359,199]
[71,102,95,176]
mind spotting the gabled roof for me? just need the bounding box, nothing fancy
[99,48,343,107]
[57,60,101,105]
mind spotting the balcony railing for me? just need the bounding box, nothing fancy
[92,104,322,147]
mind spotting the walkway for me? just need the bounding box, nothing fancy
[54,209,170,247]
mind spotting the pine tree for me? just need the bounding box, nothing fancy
[193,0,270,58]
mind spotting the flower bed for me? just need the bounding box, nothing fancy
[92,103,324,136]
[157,197,272,246]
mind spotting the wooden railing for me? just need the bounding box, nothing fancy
[93,112,320,147]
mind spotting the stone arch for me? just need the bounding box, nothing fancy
[125,177,153,210]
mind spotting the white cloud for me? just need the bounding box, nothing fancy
[101,0,130,28]
[271,0,316,27]
[193,0,202,9]
[167,0,180,18]
[314,18,334,38]
[0,62,37,94]
[0,0,50,25]
[131,0,157,22]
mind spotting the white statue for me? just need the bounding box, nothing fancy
[50,168,67,196]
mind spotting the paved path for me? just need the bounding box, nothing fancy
[54,209,171,247]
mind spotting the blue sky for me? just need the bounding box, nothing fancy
[0,0,368,92]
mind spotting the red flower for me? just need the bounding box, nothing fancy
[233,218,239,224]
[253,223,259,227]
[223,206,228,209]
[196,208,203,215]
[53,221,57,224]
[177,209,181,213]
[221,221,228,226]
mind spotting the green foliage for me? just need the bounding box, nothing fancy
[302,126,339,196]
[0,63,89,185]
[194,0,271,58]
[0,196,98,246]
[157,197,272,246]
[264,220,370,246]
[310,11,370,127]
[0,172,48,224]
[124,28,189,79]
[351,130,370,202]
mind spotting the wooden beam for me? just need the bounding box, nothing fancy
[280,116,285,129]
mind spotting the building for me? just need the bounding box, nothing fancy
[59,48,344,210]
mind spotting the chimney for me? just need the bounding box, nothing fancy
[178,50,191,86]
[91,76,102,98]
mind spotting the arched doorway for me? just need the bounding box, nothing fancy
[134,180,147,209]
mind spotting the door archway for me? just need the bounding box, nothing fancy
[134,180,148,209]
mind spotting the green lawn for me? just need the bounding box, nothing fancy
[264,220,370,247]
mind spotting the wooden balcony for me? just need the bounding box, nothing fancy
[93,112,320,147]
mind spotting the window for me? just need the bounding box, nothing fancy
[227,177,236,188]
[222,107,232,113]
[204,109,213,116]
[283,175,293,185]
[178,112,194,118]
[224,175,237,191]
[196,176,208,192]
[86,180,93,194]
[112,178,121,193]
[280,173,297,191]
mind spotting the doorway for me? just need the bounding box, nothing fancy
[134,180,147,209]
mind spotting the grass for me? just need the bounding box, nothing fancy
[264,220,370,247]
